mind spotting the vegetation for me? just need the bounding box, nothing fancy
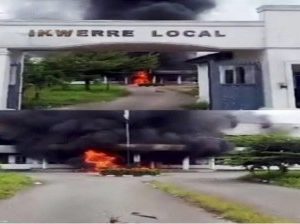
[223,134,300,173]
[23,52,159,107]
[0,173,33,199]
[241,171,300,189]
[100,168,160,176]
[23,84,129,109]
[152,181,288,223]
[182,101,210,110]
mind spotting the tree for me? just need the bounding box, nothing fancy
[23,58,64,100]
[75,52,159,90]
[222,135,300,173]
[24,52,160,92]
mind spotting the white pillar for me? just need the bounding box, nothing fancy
[133,154,141,163]
[209,157,216,170]
[0,48,11,109]
[177,75,182,85]
[152,76,157,84]
[103,76,108,84]
[124,76,129,85]
[150,161,155,169]
[182,157,190,171]
[8,155,16,164]
[42,158,48,169]
[197,63,210,103]
[160,78,164,85]
[8,51,25,110]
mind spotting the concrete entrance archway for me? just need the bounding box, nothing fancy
[1,5,300,110]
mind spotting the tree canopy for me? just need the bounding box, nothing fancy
[222,135,300,173]
[24,51,159,93]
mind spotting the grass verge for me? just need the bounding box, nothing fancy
[151,181,289,223]
[23,84,130,109]
[241,171,300,189]
[0,173,34,199]
[182,102,210,110]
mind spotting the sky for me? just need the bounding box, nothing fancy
[203,0,300,20]
[1,0,300,20]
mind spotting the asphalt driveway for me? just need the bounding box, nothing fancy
[0,173,227,223]
[61,85,196,110]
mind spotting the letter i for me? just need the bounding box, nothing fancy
[29,30,35,37]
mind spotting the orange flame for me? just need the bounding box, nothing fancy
[133,71,152,85]
[84,150,119,171]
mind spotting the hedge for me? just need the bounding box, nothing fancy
[100,168,160,176]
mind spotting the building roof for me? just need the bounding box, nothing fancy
[187,52,233,64]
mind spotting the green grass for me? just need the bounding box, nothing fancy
[23,84,130,109]
[0,173,34,199]
[186,87,199,97]
[182,101,210,110]
[241,171,300,189]
[151,181,289,223]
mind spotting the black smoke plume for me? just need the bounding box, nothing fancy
[87,0,216,20]
[0,111,235,164]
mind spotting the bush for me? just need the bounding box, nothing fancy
[223,135,300,172]
[182,101,210,110]
[100,168,160,176]
[241,171,300,189]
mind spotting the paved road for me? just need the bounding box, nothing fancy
[0,173,227,223]
[61,85,196,110]
[164,172,300,222]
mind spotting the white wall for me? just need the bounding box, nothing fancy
[258,6,300,108]
[0,145,16,153]
[0,48,11,109]
[262,49,300,108]
[197,64,210,103]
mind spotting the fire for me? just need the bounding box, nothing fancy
[84,150,119,171]
[133,71,152,85]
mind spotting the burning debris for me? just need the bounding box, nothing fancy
[85,150,120,171]
[0,110,264,168]
[133,71,152,86]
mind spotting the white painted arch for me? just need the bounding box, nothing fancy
[1,5,300,109]
[0,20,264,51]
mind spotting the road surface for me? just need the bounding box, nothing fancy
[0,173,227,223]
[61,85,196,110]
[164,172,300,222]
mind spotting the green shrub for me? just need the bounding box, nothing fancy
[100,168,160,176]
[223,134,300,172]
[241,171,300,189]
[182,101,210,110]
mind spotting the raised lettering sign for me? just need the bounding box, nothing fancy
[28,29,226,38]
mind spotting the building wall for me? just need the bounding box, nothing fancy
[197,63,210,103]
[259,6,300,108]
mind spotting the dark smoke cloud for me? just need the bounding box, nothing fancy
[0,0,216,20]
[0,111,235,163]
[87,0,216,20]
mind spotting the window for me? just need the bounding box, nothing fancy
[15,155,27,164]
[236,67,246,84]
[220,65,256,85]
[224,70,234,84]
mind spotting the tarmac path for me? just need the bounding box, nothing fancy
[60,85,196,110]
[164,171,300,222]
[0,173,227,223]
